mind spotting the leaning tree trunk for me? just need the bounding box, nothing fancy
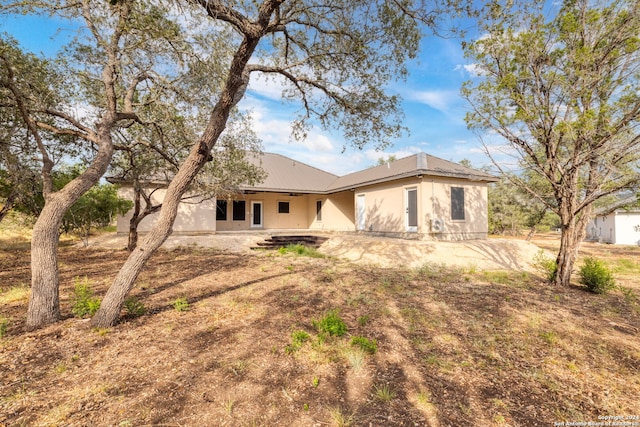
[91,149,212,327]
[91,33,260,328]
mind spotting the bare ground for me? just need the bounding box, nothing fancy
[1,233,639,426]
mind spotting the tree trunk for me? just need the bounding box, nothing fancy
[91,31,261,328]
[26,136,114,330]
[553,205,593,287]
[92,155,207,327]
[526,225,536,241]
[127,186,142,252]
[26,207,64,328]
[0,191,17,223]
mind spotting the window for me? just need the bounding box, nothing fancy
[233,200,246,221]
[451,187,465,220]
[278,201,290,214]
[316,200,322,221]
[216,200,227,221]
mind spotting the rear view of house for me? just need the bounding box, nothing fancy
[114,152,498,240]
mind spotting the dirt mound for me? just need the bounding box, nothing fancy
[319,235,545,271]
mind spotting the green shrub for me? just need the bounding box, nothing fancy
[350,336,377,354]
[313,309,347,337]
[71,277,101,318]
[532,250,557,282]
[123,296,146,318]
[172,297,190,312]
[285,330,311,354]
[579,257,615,294]
[0,317,9,338]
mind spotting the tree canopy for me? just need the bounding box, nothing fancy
[463,0,640,286]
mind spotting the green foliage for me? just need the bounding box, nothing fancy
[70,277,101,318]
[357,315,370,327]
[463,0,640,286]
[312,309,347,338]
[285,330,311,354]
[123,297,146,318]
[0,317,9,338]
[532,250,557,283]
[579,258,616,294]
[373,384,396,402]
[172,297,190,312]
[350,336,377,354]
[278,244,324,258]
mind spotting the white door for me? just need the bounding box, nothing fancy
[251,201,263,228]
[405,188,418,232]
[356,194,366,231]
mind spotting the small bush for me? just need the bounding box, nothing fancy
[123,296,146,318]
[350,336,377,354]
[285,330,311,354]
[532,250,557,282]
[71,277,101,318]
[312,309,347,337]
[172,297,190,312]
[579,257,615,294]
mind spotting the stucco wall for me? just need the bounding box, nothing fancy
[115,177,490,240]
[354,177,489,240]
[216,192,310,231]
[116,187,216,234]
[308,191,355,231]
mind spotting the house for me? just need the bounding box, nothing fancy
[586,207,640,246]
[113,152,498,240]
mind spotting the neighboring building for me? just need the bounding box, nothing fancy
[586,208,640,246]
[113,152,498,240]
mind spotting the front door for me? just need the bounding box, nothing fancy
[251,201,263,228]
[405,188,418,232]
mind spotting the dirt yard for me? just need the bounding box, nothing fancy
[1,232,639,426]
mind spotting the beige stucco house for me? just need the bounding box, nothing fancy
[114,152,498,240]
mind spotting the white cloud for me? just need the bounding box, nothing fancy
[408,90,459,113]
[247,73,288,100]
[454,63,486,76]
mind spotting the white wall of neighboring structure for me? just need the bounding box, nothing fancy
[587,211,640,245]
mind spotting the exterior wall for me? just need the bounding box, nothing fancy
[588,212,640,245]
[116,187,216,234]
[354,177,489,240]
[308,191,356,231]
[115,177,490,240]
[216,192,310,231]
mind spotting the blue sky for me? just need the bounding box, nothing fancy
[1,11,492,176]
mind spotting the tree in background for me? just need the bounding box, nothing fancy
[463,0,640,286]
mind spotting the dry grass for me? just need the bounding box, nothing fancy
[1,232,639,426]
